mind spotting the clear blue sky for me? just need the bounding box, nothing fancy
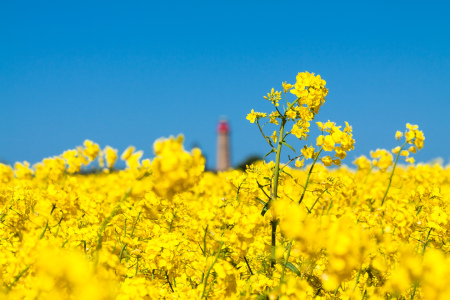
[1,1,449,169]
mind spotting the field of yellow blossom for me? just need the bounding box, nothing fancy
[1,72,449,299]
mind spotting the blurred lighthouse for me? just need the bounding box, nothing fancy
[216,118,231,171]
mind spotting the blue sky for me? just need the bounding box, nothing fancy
[1,1,449,169]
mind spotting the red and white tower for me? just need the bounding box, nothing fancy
[216,119,231,171]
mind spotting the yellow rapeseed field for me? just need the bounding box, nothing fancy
[1,72,448,299]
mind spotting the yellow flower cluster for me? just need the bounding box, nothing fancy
[246,109,267,124]
[287,72,328,141]
[246,72,353,170]
[151,135,205,199]
[289,71,328,114]
[264,88,282,107]
[316,121,355,166]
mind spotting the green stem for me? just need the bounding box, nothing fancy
[286,97,301,112]
[119,244,127,262]
[280,240,293,284]
[39,221,48,239]
[112,241,118,254]
[135,257,139,276]
[421,227,433,255]
[130,212,141,237]
[381,142,407,206]
[169,211,176,232]
[411,285,417,300]
[61,239,69,248]
[166,271,174,292]
[203,225,208,257]
[273,118,286,200]
[411,227,433,299]
[205,280,215,300]
[270,118,286,268]
[299,148,323,204]
[244,255,254,275]
[325,199,333,215]
[6,264,31,293]
[95,189,131,267]
[54,216,64,238]
[201,241,224,299]
[270,219,279,268]
[352,265,362,292]
[334,284,340,296]
[280,154,302,172]
[307,188,328,213]
[256,119,276,149]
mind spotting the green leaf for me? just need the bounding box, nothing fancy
[282,141,296,153]
[277,260,301,276]
[285,262,301,276]
[261,200,271,216]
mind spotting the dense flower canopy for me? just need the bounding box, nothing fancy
[1,131,448,299]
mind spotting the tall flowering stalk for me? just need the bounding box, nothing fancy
[379,124,425,206]
[246,72,355,270]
